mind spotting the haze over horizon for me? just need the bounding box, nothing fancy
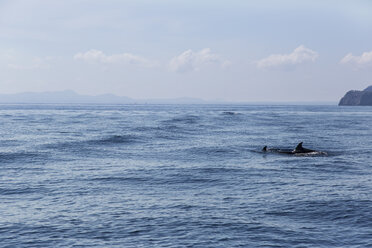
[1,0,372,102]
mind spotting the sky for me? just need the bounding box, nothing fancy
[1,0,372,102]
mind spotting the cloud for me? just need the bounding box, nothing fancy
[74,49,157,68]
[169,48,231,73]
[340,51,372,68]
[257,45,319,69]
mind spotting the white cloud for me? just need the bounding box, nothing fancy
[340,51,372,68]
[169,48,231,73]
[74,49,157,68]
[257,45,319,69]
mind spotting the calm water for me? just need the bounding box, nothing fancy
[0,104,371,248]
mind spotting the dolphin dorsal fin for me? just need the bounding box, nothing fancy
[262,146,267,151]
[295,142,303,150]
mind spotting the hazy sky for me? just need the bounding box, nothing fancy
[1,0,372,102]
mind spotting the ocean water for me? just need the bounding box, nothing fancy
[0,104,371,248]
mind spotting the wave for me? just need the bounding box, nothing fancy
[90,135,139,145]
[265,199,372,228]
[222,111,236,115]
[162,115,201,125]
[43,134,141,151]
[0,139,21,148]
[89,175,220,188]
[185,146,239,157]
[221,111,242,116]
[0,151,48,164]
[0,186,48,195]
[90,176,149,183]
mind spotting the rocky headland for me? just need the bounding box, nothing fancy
[339,86,372,106]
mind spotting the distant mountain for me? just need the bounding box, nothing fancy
[339,86,372,106]
[0,90,206,104]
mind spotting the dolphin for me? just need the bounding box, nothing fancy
[262,145,293,154]
[262,142,326,155]
[293,142,316,154]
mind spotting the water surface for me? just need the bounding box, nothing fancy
[0,104,371,247]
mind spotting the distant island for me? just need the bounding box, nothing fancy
[0,90,337,105]
[0,90,207,104]
[339,86,372,106]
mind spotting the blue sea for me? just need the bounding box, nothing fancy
[0,104,371,248]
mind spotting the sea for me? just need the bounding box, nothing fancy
[0,104,371,248]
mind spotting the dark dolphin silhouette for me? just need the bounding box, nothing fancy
[262,142,326,155]
[294,142,316,154]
